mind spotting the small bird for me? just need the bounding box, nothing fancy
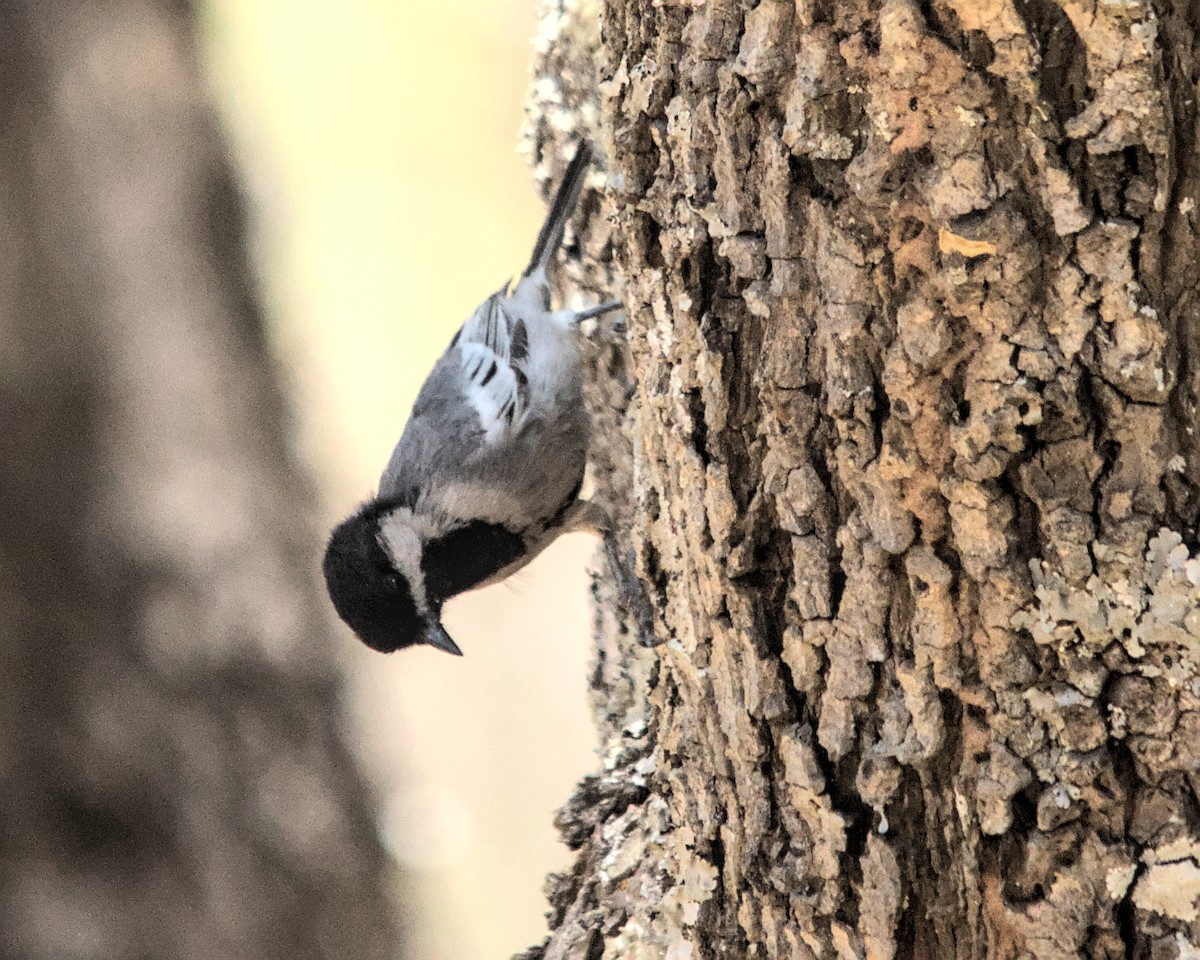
[323,141,622,656]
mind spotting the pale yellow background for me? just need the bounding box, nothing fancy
[199,2,598,957]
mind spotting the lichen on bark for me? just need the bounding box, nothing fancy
[521,1,1200,959]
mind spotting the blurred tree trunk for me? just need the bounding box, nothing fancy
[0,3,399,959]
[526,1,1200,958]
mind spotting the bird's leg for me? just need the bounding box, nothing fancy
[561,499,660,648]
[553,299,625,336]
[558,498,611,534]
[572,300,623,323]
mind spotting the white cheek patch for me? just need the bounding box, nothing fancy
[377,507,432,613]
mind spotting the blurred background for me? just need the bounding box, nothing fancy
[0,1,597,959]
[200,1,600,957]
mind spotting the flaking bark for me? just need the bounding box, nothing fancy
[522,0,1200,958]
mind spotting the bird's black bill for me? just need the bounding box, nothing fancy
[424,622,463,656]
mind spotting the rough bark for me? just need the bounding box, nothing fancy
[523,0,1200,958]
[0,3,399,958]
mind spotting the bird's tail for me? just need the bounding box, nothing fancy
[524,141,593,278]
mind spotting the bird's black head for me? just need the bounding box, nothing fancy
[323,506,424,653]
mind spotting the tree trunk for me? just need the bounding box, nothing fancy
[0,3,399,958]
[524,0,1200,958]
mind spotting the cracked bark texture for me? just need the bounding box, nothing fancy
[521,0,1200,958]
[0,3,399,958]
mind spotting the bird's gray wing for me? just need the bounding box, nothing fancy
[377,295,532,502]
[447,292,531,447]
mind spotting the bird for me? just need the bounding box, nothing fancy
[322,140,623,656]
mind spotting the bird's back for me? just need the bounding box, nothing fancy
[379,287,589,533]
